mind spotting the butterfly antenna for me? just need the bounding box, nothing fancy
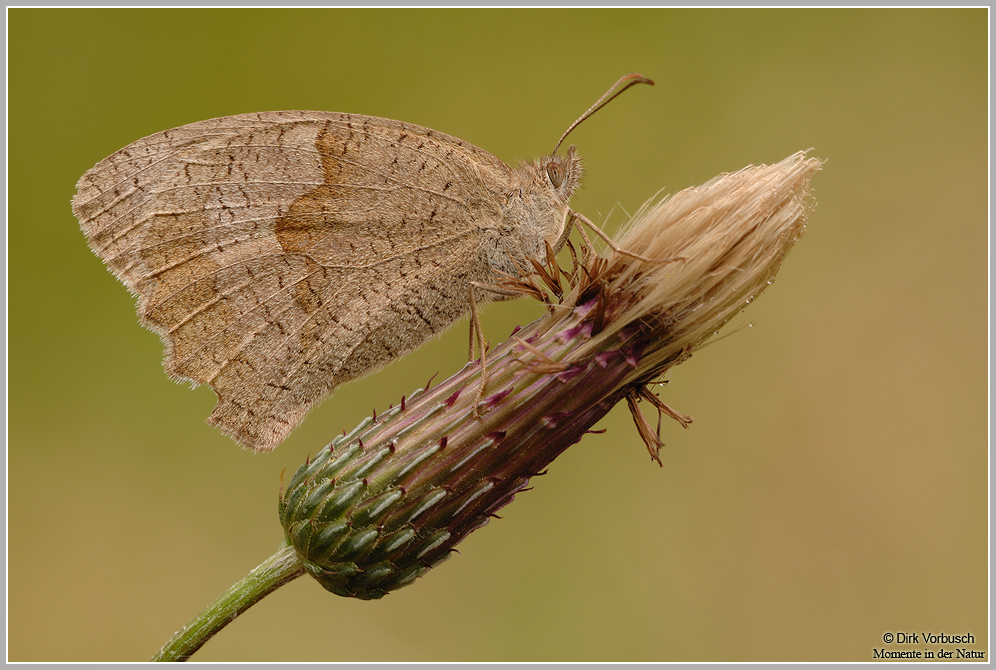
[553,73,655,154]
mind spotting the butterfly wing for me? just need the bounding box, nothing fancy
[73,111,515,451]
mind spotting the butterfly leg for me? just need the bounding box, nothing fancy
[570,209,688,265]
[467,285,490,418]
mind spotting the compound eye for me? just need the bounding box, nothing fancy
[546,162,565,188]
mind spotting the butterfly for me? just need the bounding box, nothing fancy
[72,74,652,452]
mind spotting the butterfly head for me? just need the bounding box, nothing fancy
[542,145,584,254]
[509,145,584,255]
[541,144,584,199]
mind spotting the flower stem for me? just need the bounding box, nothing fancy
[152,541,305,662]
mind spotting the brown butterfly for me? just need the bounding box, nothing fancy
[72,74,652,452]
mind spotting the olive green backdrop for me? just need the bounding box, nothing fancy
[8,7,987,662]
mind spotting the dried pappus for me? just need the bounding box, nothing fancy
[580,150,820,388]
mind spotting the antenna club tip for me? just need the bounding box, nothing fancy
[624,73,654,86]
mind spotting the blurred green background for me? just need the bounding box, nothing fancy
[8,7,986,662]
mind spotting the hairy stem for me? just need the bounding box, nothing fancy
[152,542,305,662]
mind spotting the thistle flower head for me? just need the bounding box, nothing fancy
[279,151,822,599]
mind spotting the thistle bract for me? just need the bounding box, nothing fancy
[279,299,641,599]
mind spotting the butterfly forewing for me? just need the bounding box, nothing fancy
[73,111,517,451]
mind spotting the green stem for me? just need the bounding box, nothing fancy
[152,541,305,662]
